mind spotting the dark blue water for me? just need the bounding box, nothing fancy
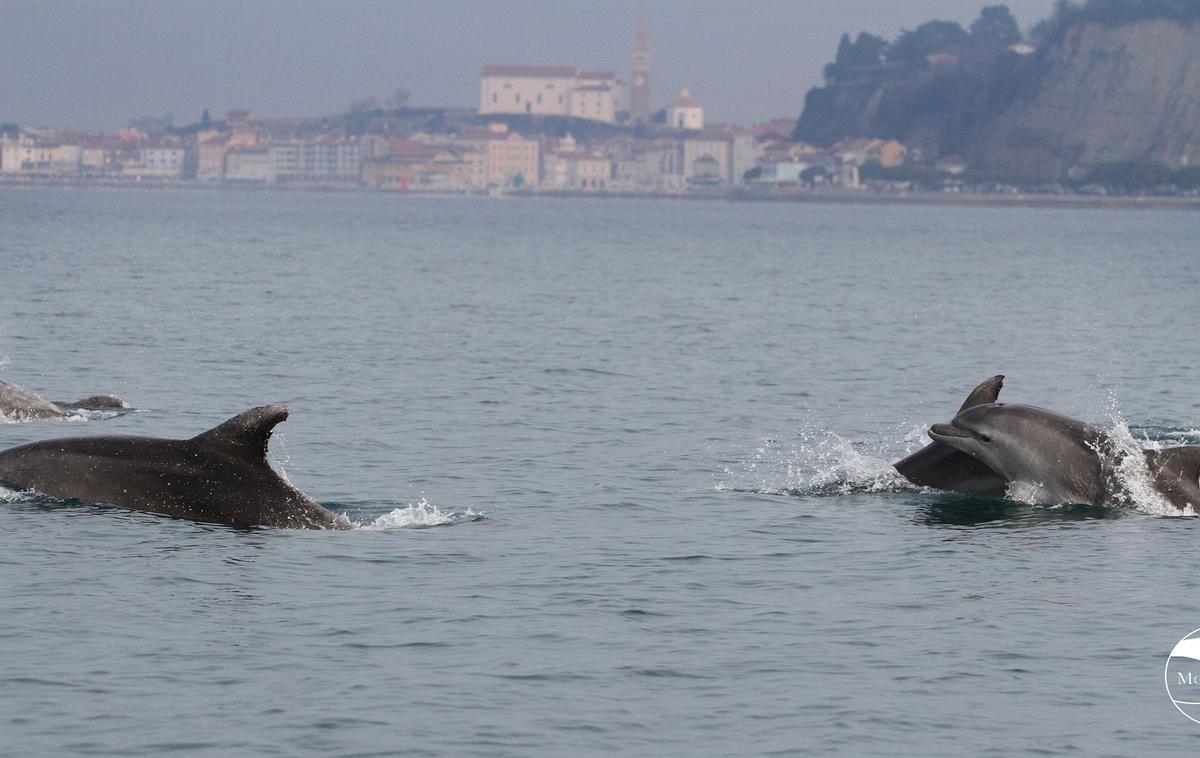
[2,188,1199,754]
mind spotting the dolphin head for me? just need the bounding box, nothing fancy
[926,403,1032,479]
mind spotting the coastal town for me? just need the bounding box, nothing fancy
[2,15,1197,203]
[0,17,975,200]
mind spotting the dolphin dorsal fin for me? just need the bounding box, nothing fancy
[192,404,289,461]
[958,375,1005,413]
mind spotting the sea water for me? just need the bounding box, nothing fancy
[2,188,1199,755]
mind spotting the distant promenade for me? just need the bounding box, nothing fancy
[2,174,1198,212]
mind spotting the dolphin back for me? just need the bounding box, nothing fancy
[0,380,68,420]
[0,405,352,530]
[1145,447,1200,512]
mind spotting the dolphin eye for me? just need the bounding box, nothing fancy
[980,434,992,443]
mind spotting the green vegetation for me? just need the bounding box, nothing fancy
[797,5,1039,150]
[1082,161,1200,192]
[1032,0,1200,45]
[971,5,1021,48]
[796,0,1200,175]
[885,20,969,64]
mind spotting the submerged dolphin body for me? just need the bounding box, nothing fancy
[0,379,125,421]
[0,404,353,529]
[894,376,1200,511]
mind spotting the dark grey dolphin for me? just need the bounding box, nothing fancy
[893,375,1009,497]
[0,379,126,421]
[0,404,353,529]
[895,377,1200,511]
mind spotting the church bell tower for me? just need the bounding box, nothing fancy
[630,16,651,124]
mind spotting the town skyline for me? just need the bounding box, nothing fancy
[2,0,1057,131]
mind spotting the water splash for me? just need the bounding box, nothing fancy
[356,498,483,530]
[1095,419,1183,517]
[723,404,1198,517]
[0,484,28,503]
[718,426,918,496]
[0,406,126,424]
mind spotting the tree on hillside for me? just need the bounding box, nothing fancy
[825,32,888,80]
[385,88,410,110]
[348,96,379,114]
[886,20,970,63]
[129,115,173,137]
[970,5,1021,48]
[834,33,853,65]
[846,33,888,66]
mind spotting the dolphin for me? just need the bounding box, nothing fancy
[894,377,1200,511]
[1,379,126,421]
[0,404,353,529]
[893,375,1009,498]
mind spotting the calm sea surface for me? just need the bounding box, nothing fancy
[1,188,1199,755]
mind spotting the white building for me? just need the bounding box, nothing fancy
[480,65,625,124]
[667,88,704,131]
[224,147,274,182]
[683,136,729,183]
[1,134,82,175]
[541,135,611,190]
[269,138,362,183]
[139,145,186,178]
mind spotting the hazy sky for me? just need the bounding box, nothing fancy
[1,0,1057,130]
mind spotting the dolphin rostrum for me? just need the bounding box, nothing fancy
[894,376,1200,512]
[1,379,125,421]
[0,404,353,529]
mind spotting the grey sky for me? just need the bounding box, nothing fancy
[0,0,1057,130]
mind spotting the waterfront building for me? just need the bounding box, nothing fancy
[683,134,731,183]
[630,16,652,124]
[80,135,131,175]
[269,137,362,184]
[197,136,228,182]
[667,89,704,131]
[460,124,539,188]
[361,140,479,191]
[136,144,187,179]
[731,132,758,185]
[479,65,624,124]
[1,134,81,175]
[541,135,612,190]
[224,147,274,183]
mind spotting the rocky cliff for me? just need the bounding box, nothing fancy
[975,18,1200,177]
[794,9,1200,179]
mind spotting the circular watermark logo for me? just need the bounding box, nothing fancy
[1166,629,1200,724]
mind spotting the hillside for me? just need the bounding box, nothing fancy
[975,17,1200,177]
[793,1,1200,178]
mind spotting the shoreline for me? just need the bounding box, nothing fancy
[2,177,1198,212]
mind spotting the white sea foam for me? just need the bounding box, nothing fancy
[0,484,26,503]
[358,498,481,530]
[718,425,916,496]
[1096,416,1183,516]
[0,408,101,424]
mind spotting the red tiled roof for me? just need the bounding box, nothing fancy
[387,139,443,158]
[482,64,579,78]
[579,70,615,80]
